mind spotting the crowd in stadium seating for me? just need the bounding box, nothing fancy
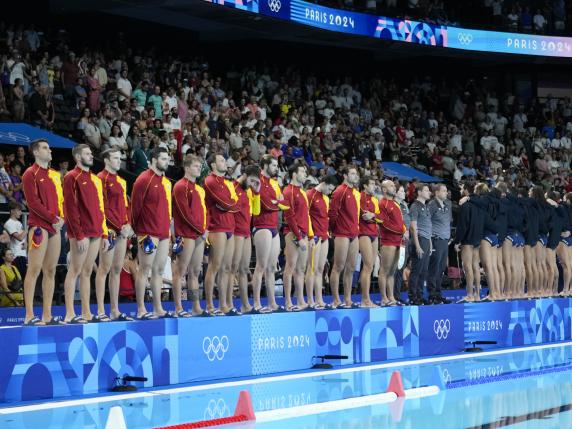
[1,22,572,310]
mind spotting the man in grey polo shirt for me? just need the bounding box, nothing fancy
[409,183,432,305]
[427,184,452,304]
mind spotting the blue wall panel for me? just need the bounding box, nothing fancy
[1,298,571,403]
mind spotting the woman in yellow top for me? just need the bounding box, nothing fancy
[0,249,24,307]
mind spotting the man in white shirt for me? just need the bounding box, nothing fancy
[164,87,177,111]
[480,130,498,151]
[116,69,132,102]
[0,153,13,204]
[427,112,438,129]
[533,10,547,32]
[493,115,508,137]
[84,113,102,150]
[562,132,572,150]
[227,149,243,180]
[4,202,27,276]
[551,133,563,149]
[229,123,243,149]
[449,129,463,152]
[513,111,527,132]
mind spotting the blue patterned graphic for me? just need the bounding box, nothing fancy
[2,299,572,404]
[374,17,447,46]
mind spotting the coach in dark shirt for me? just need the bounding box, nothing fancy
[409,183,432,305]
[427,184,452,304]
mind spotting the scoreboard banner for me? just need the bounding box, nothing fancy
[204,0,572,57]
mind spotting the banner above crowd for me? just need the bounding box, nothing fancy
[206,0,572,58]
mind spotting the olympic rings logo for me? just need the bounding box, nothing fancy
[442,368,452,384]
[457,33,473,45]
[202,335,230,361]
[203,398,230,420]
[433,319,451,340]
[268,0,281,13]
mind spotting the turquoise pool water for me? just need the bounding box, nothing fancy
[2,343,572,429]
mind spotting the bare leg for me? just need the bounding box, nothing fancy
[379,245,399,304]
[95,243,114,316]
[24,228,49,324]
[236,236,252,313]
[188,238,205,315]
[305,239,317,307]
[546,248,557,296]
[359,236,376,306]
[314,240,329,306]
[497,245,506,298]
[293,237,308,309]
[329,237,350,307]
[534,244,545,297]
[150,239,169,316]
[252,230,272,309]
[516,247,526,297]
[283,232,298,310]
[135,237,157,317]
[524,245,537,297]
[265,234,281,310]
[385,247,400,302]
[472,247,481,299]
[566,246,572,295]
[218,235,236,312]
[64,238,89,322]
[80,238,102,321]
[109,237,127,318]
[173,237,196,314]
[41,232,61,322]
[204,232,227,312]
[460,245,474,300]
[343,238,360,306]
[480,241,498,299]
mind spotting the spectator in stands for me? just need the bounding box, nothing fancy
[553,0,566,32]
[11,77,25,121]
[61,52,79,98]
[29,84,49,128]
[0,153,14,207]
[76,107,90,131]
[148,85,163,119]
[9,162,24,205]
[98,104,113,147]
[86,66,101,113]
[520,6,533,31]
[3,202,26,277]
[0,248,24,307]
[74,77,87,104]
[507,7,519,31]
[15,146,29,169]
[117,69,132,102]
[533,9,547,33]
[119,241,137,302]
[84,112,102,151]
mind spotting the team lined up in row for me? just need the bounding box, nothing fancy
[456,181,572,302]
[21,139,409,324]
